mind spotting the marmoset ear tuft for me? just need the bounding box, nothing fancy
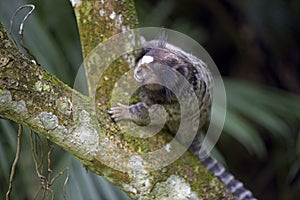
[139,36,147,45]
[156,30,167,49]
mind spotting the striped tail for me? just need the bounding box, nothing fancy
[190,139,257,200]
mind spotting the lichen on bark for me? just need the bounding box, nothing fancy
[0,1,236,199]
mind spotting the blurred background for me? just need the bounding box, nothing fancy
[0,0,299,199]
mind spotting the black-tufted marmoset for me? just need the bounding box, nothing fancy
[109,37,256,200]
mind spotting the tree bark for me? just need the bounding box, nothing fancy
[0,0,234,199]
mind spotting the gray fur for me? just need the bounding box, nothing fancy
[109,39,256,200]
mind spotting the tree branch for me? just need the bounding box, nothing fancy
[0,0,234,199]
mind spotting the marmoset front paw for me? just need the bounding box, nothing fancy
[108,103,132,122]
[109,102,150,126]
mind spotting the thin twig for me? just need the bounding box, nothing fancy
[9,4,35,33]
[31,131,47,199]
[30,131,43,180]
[63,168,69,200]
[6,124,23,200]
[47,143,54,174]
[30,131,69,199]
[9,4,37,60]
[33,185,42,200]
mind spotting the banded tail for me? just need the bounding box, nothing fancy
[191,139,257,200]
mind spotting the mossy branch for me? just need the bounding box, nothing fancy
[0,0,234,199]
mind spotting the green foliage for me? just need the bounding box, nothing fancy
[225,80,300,154]
[1,0,299,199]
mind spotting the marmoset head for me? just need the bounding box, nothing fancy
[134,42,191,91]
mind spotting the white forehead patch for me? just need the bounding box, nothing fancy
[140,55,154,65]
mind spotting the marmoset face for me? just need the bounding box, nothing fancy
[134,48,188,91]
